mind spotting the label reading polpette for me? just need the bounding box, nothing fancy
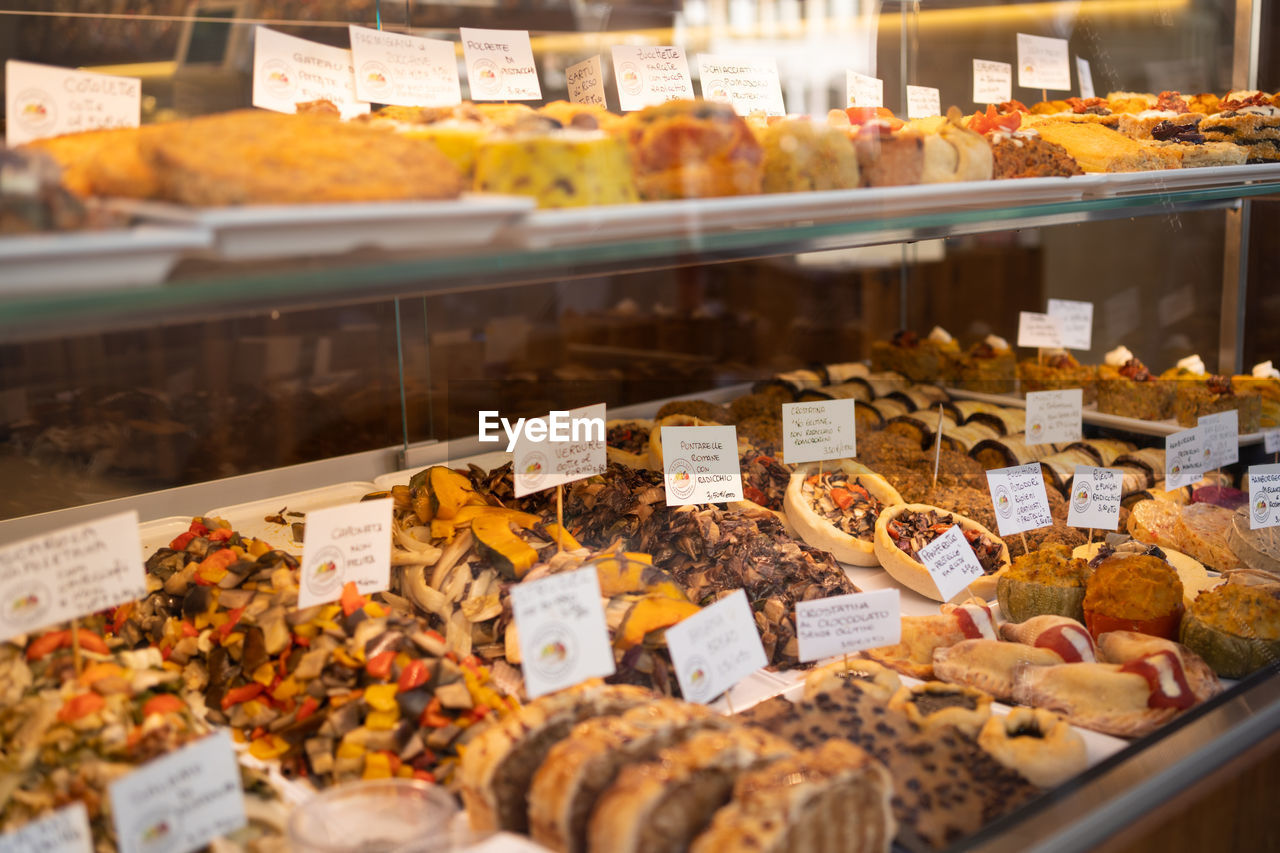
[795,589,900,662]
[661,425,743,506]
[5,60,139,147]
[1016,311,1064,349]
[1046,298,1093,350]
[512,403,607,498]
[846,71,883,108]
[1166,426,1206,490]
[253,27,370,120]
[917,525,987,603]
[298,498,392,608]
[665,589,767,704]
[1248,463,1280,530]
[1016,33,1071,91]
[460,28,541,101]
[1198,409,1240,470]
[611,45,694,111]
[110,731,245,853]
[0,803,92,853]
[987,463,1054,536]
[348,25,462,108]
[0,510,146,643]
[1066,465,1123,530]
[1266,428,1280,454]
[510,567,616,699]
[697,55,785,116]
[973,59,1011,104]
[1076,57,1095,99]
[906,85,941,119]
[1025,389,1082,446]
[566,55,607,107]
[782,399,856,465]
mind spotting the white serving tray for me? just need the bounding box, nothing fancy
[0,226,212,292]
[1083,161,1280,198]
[204,481,379,552]
[138,516,199,559]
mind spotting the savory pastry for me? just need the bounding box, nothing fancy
[853,122,925,187]
[888,681,993,737]
[908,108,995,183]
[1093,630,1222,703]
[967,106,1083,178]
[1010,656,1192,738]
[474,129,639,207]
[803,657,903,702]
[1026,116,1179,171]
[784,461,904,566]
[605,419,654,469]
[999,614,1098,663]
[360,105,489,176]
[1018,350,1097,402]
[756,117,861,192]
[1199,90,1280,163]
[622,99,764,199]
[863,599,997,679]
[653,399,733,424]
[1179,580,1280,678]
[1106,91,1158,115]
[873,504,1011,601]
[1082,553,1184,640]
[977,708,1088,788]
[539,100,624,132]
[996,543,1092,623]
[1227,506,1280,574]
[931,639,1063,701]
[954,335,1016,393]
[22,124,167,199]
[1095,346,1174,421]
[870,327,960,383]
[1125,500,1241,574]
[1233,361,1280,428]
[1074,536,1217,609]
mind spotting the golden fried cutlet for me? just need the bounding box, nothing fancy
[23,125,165,198]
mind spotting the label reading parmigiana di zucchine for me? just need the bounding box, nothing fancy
[661,425,744,506]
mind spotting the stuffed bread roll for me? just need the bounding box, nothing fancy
[784,461,903,566]
[605,419,654,469]
[873,503,1010,601]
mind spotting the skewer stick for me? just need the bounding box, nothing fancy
[843,652,851,670]
[725,692,735,715]
[556,484,565,553]
[1087,527,1094,544]
[70,618,83,676]
[931,404,944,488]
[1019,531,1030,554]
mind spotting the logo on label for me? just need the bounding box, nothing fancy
[360,60,391,95]
[683,654,713,702]
[1029,422,1043,441]
[1,579,52,629]
[519,451,549,489]
[667,457,697,501]
[1171,462,1182,476]
[133,808,181,853]
[705,79,729,101]
[1072,481,1091,512]
[994,484,1013,519]
[471,58,502,96]
[14,88,56,134]
[304,545,344,598]
[1254,492,1269,524]
[619,62,643,95]
[261,59,294,95]
[529,624,575,679]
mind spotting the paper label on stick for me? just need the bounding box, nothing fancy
[1025,389,1082,446]
[782,399,856,465]
[252,27,369,120]
[512,403,607,498]
[665,589,767,704]
[846,71,883,108]
[661,425,743,506]
[1248,464,1280,530]
[1066,465,1123,530]
[460,28,542,101]
[298,499,392,608]
[987,463,1054,536]
[1266,429,1280,454]
[795,589,900,661]
[1165,426,1206,490]
[348,25,462,108]
[0,803,92,853]
[5,60,140,146]
[973,59,1012,105]
[1017,33,1071,91]
[565,55,607,107]
[697,55,785,116]
[905,85,941,119]
[917,525,987,602]
[1076,57,1095,99]
[0,510,146,643]
[510,567,615,698]
[1046,298,1093,350]
[611,45,694,110]
[110,731,245,853]
[1017,311,1064,349]
[1198,409,1239,470]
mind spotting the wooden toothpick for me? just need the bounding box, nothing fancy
[1019,531,1030,554]
[725,692,735,715]
[1087,527,1094,544]
[556,484,565,553]
[931,404,944,488]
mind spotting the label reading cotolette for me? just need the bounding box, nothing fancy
[253,28,369,120]
[512,403,607,498]
[0,803,92,853]
[1076,57,1095,98]
[846,71,883,108]
[796,589,900,661]
[298,499,392,608]
[917,525,987,603]
[782,399,856,465]
[1198,409,1239,470]
[1016,311,1064,349]
[5,60,139,147]
[1066,465,1123,530]
[973,59,1011,105]
[1025,389,1082,445]
[697,55,785,116]
[1047,298,1093,350]
[1166,426,1206,490]
[1016,33,1071,91]
[460,28,541,101]
[0,510,146,643]
[566,56,607,107]
[511,567,615,698]
[666,589,767,704]
[661,425,743,506]
[611,45,694,110]
[906,85,941,119]
[987,463,1054,536]
[348,25,462,107]
[1248,464,1280,530]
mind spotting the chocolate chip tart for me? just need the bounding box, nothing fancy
[784,461,904,566]
[888,681,994,737]
[872,503,1011,602]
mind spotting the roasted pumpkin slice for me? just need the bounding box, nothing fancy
[409,466,483,522]
[614,595,701,649]
[544,523,583,551]
[472,514,539,579]
[589,553,688,601]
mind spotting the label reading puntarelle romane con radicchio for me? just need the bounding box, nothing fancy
[661,425,743,506]
[510,567,615,698]
[1066,465,1123,530]
[795,589,901,661]
[298,499,392,608]
[986,463,1054,536]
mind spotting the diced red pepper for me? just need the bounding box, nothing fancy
[181,621,200,638]
[58,692,105,722]
[340,582,366,618]
[194,548,238,585]
[111,603,133,635]
[142,694,186,717]
[207,528,234,542]
[26,630,69,660]
[189,521,210,537]
[221,683,265,710]
[398,659,430,692]
[743,485,769,506]
[419,697,450,728]
[829,487,855,510]
[75,630,109,654]
[296,696,320,722]
[413,770,436,783]
[366,650,396,680]
[217,606,246,642]
[169,531,197,551]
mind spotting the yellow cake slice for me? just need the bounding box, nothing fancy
[1029,119,1180,172]
[473,129,639,207]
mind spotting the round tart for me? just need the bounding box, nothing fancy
[889,681,993,736]
[1082,553,1184,640]
[873,503,1011,602]
[784,461,904,566]
[802,658,903,702]
[996,543,1091,623]
[605,419,654,469]
[977,707,1087,788]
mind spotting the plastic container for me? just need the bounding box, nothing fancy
[287,779,458,853]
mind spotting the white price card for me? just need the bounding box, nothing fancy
[906,85,941,119]
[5,60,139,147]
[1248,464,1280,530]
[1017,311,1064,349]
[1066,465,1123,531]
[665,589,767,704]
[1166,426,1206,490]
[512,403,607,498]
[0,511,146,643]
[917,525,987,603]
[795,589,901,662]
[0,803,92,853]
[1198,409,1239,470]
[1076,57,1095,99]
[1016,33,1071,91]
[1046,298,1094,351]
[1266,428,1280,454]
[298,499,392,608]
[460,28,542,101]
[511,567,616,699]
[1025,389,1082,446]
[566,55,607,107]
[110,731,245,853]
[348,25,462,108]
[253,28,369,120]
[846,70,883,108]
[611,45,694,111]
[782,399,856,465]
[987,463,1054,537]
[661,425,744,506]
[697,55,785,117]
[973,59,1012,105]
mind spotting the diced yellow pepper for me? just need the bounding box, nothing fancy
[332,648,363,669]
[336,740,366,760]
[363,753,392,780]
[293,623,318,638]
[247,539,272,558]
[196,563,228,585]
[365,710,400,730]
[364,684,399,712]
[363,602,387,619]
[396,765,414,779]
[271,677,301,701]
[251,663,276,686]
[249,735,290,760]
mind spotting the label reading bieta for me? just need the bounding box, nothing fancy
[1025,389,1082,446]
[510,403,607,498]
[1198,409,1240,470]
[917,525,987,603]
[298,499,392,608]
[510,567,616,699]
[348,25,462,108]
[0,511,146,643]
[1016,311,1064,349]
[1066,465,1123,531]
[661,425,743,506]
[696,55,785,116]
[1016,33,1071,91]
[1248,463,1280,530]
[795,589,900,662]
[972,59,1011,105]
[782,399,856,465]
[566,55,607,107]
[6,60,140,146]
[1046,298,1094,350]
[986,463,1054,536]
[905,85,941,119]
[846,71,883,108]
[611,45,694,111]
[0,803,92,853]
[253,27,369,120]
[460,28,541,101]
[665,589,767,704]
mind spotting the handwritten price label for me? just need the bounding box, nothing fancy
[566,55,607,107]
[987,463,1054,536]
[511,567,615,698]
[611,45,694,111]
[918,525,987,602]
[298,499,392,608]
[1066,465,1122,530]
[796,589,900,661]
[460,28,542,101]
[666,590,767,703]
[6,60,139,146]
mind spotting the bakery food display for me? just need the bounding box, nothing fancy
[1082,552,1185,640]
[784,460,903,565]
[977,707,1088,788]
[755,117,862,192]
[474,129,639,207]
[1179,577,1280,678]
[874,503,1011,601]
[1096,346,1174,420]
[622,99,765,199]
[997,542,1092,623]
[888,681,993,736]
